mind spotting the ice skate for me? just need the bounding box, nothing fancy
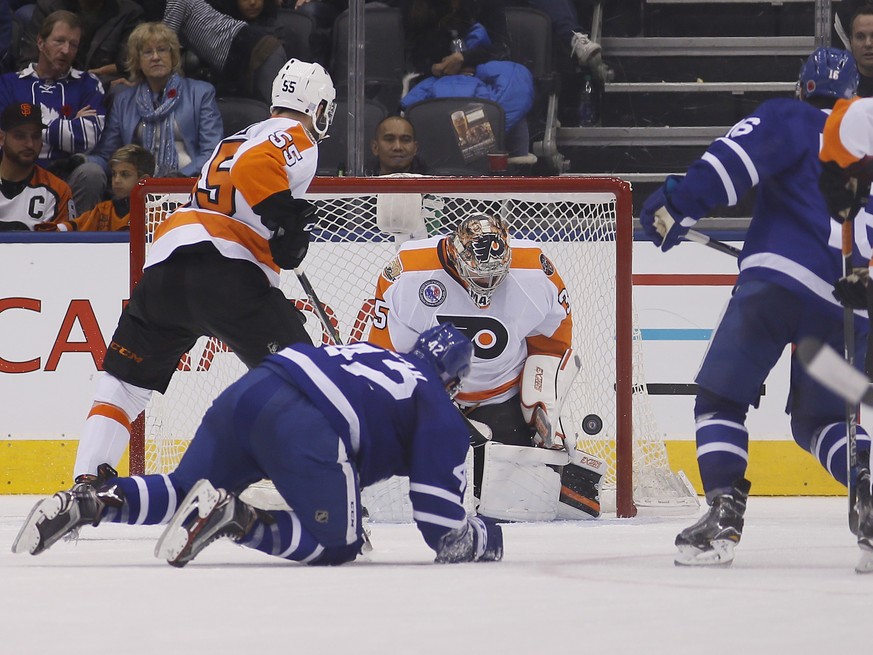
[674,478,750,567]
[11,484,120,555]
[155,479,258,568]
[854,467,873,574]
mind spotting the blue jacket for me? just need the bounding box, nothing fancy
[401,60,534,131]
[88,76,223,177]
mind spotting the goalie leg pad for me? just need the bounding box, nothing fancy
[477,443,567,522]
[558,462,602,519]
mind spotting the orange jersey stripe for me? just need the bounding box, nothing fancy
[821,97,862,168]
[88,402,131,429]
[232,124,316,207]
[153,210,279,274]
[456,374,521,403]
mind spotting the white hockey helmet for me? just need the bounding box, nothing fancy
[271,58,337,140]
[446,213,512,308]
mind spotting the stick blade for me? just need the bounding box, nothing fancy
[796,338,873,406]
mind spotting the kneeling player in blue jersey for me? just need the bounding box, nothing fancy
[639,47,871,567]
[12,324,504,566]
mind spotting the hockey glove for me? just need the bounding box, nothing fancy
[820,161,871,223]
[269,226,311,270]
[639,175,695,252]
[257,194,317,232]
[435,516,503,563]
[833,268,870,310]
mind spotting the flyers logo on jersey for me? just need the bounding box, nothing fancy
[439,315,509,361]
[419,280,447,307]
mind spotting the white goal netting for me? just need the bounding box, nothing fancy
[130,176,697,518]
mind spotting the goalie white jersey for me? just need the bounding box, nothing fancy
[368,235,572,406]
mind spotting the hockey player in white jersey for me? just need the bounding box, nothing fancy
[71,59,336,486]
[368,213,605,521]
[640,47,871,567]
[13,324,504,567]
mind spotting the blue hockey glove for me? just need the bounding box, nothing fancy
[639,175,695,252]
[435,516,503,563]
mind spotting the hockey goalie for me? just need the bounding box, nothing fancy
[367,210,605,521]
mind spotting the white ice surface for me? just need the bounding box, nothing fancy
[1,495,870,654]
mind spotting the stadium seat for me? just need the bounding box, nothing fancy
[216,97,271,138]
[317,98,387,176]
[405,97,505,176]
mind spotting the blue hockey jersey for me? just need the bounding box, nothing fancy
[0,65,106,164]
[261,342,471,551]
[669,97,869,320]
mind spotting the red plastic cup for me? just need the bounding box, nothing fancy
[488,151,509,173]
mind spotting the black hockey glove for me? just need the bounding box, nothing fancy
[820,161,871,223]
[256,193,317,233]
[833,269,870,310]
[270,227,311,270]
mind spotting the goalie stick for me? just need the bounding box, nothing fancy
[684,229,741,258]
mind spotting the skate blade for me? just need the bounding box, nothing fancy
[239,479,291,511]
[855,542,873,574]
[11,495,65,555]
[154,480,221,565]
[674,540,736,567]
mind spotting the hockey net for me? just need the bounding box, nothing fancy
[129,176,697,519]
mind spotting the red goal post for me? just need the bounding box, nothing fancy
[130,175,641,517]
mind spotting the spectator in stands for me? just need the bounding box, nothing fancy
[86,22,223,178]
[848,4,873,97]
[399,0,534,157]
[38,143,154,231]
[366,115,427,175]
[162,0,288,103]
[17,0,144,86]
[513,1,602,72]
[0,102,76,230]
[0,10,107,212]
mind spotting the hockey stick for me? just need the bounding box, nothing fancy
[294,267,343,346]
[796,339,873,408]
[684,229,741,258]
[842,216,862,532]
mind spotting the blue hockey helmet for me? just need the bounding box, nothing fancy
[408,323,473,398]
[797,47,858,101]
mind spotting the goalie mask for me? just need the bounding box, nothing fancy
[797,47,858,101]
[271,58,337,140]
[408,323,473,399]
[446,213,512,308]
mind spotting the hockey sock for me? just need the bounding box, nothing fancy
[239,509,324,563]
[694,393,750,495]
[102,474,180,525]
[809,423,872,486]
[73,374,153,478]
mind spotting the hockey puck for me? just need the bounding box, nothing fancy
[582,414,603,435]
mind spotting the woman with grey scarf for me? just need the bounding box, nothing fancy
[87,22,223,179]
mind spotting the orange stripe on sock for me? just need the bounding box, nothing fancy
[87,403,131,429]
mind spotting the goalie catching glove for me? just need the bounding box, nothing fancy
[639,175,699,252]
